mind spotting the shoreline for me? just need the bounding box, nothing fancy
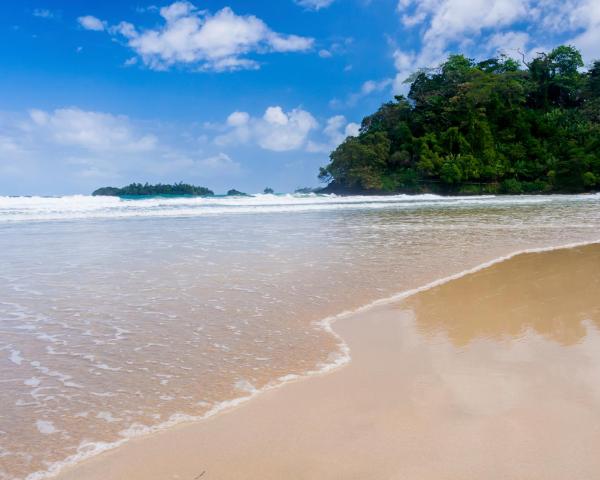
[34,239,600,480]
[4,192,600,225]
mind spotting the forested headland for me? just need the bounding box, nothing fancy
[319,46,600,194]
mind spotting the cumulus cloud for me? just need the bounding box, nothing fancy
[216,106,318,151]
[227,111,250,127]
[294,0,336,10]
[563,0,600,61]
[393,0,526,93]
[77,15,105,31]
[306,115,360,153]
[399,0,527,50]
[81,1,313,71]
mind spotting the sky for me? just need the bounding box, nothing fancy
[1,0,600,195]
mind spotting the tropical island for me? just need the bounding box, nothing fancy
[92,182,214,197]
[319,46,600,194]
[226,189,249,196]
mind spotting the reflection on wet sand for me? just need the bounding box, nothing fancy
[406,243,600,346]
[56,243,600,480]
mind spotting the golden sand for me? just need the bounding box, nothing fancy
[56,243,600,480]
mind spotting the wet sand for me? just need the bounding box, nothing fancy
[57,243,600,480]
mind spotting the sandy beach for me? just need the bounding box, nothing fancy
[53,243,600,480]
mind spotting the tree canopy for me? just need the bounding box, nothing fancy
[319,46,600,194]
[92,182,214,196]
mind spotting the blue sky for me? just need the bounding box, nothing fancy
[1,0,600,195]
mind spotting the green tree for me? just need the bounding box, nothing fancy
[318,45,600,195]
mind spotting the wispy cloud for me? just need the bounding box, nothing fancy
[33,9,57,19]
[294,0,336,10]
[0,107,242,191]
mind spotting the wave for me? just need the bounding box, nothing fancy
[24,238,600,480]
[2,192,599,223]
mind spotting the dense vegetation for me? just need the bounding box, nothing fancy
[319,46,600,194]
[92,182,214,196]
[226,189,249,196]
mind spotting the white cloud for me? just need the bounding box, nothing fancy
[565,0,600,61]
[318,38,354,60]
[393,0,600,95]
[77,15,105,31]
[407,0,527,47]
[257,107,318,151]
[486,31,530,57]
[227,111,250,127]
[158,150,241,175]
[85,2,314,72]
[392,0,531,94]
[345,78,393,105]
[345,122,360,137]
[0,107,244,192]
[361,79,393,95]
[27,108,157,153]
[216,106,318,151]
[306,115,360,153]
[0,135,24,155]
[198,152,241,173]
[294,0,336,10]
[392,49,418,94]
[33,9,56,19]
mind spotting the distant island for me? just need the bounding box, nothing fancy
[319,46,600,194]
[226,189,249,196]
[93,182,214,197]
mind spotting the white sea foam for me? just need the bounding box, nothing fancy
[35,420,57,435]
[21,238,600,480]
[233,379,257,394]
[9,350,23,365]
[24,377,41,387]
[1,192,599,223]
[96,412,121,423]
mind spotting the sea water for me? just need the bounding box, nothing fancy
[1,193,600,479]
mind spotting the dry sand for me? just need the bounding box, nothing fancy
[57,243,600,480]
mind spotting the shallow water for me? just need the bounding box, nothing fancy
[1,193,600,480]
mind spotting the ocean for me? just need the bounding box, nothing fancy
[1,192,600,480]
